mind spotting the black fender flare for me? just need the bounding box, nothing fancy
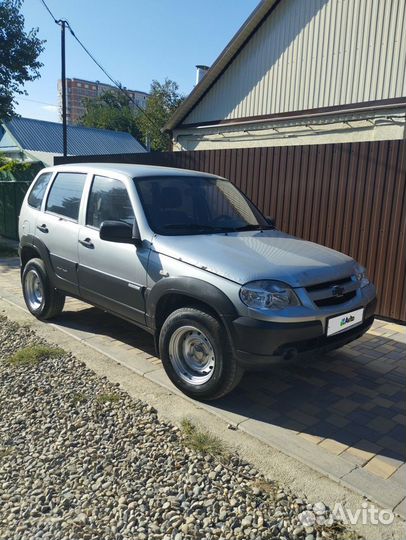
[20,234,48,269]
[146,276,238,337]
[20,235,57,288]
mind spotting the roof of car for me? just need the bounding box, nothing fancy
[47,162,220,180]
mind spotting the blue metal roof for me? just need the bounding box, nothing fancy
[5,117,146,155]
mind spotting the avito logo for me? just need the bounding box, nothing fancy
[340,315,355,327]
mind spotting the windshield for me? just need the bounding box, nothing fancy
[135,175,270,235]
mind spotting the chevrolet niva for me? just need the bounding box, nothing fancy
[19,164,376,400]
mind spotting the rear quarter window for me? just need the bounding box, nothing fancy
[27,172,53,209]
[46,172,87,221]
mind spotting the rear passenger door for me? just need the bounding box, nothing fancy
[77,174,149,325]
[38,171,87,295]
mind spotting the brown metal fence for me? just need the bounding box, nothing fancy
[55,139,406,322]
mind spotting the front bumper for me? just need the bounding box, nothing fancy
[230,298,377,368]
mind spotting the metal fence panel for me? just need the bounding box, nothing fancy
[55,139,406,322]
[0,182,31,240]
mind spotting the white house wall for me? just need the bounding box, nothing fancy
[184,0,406,125]
[173,113,405,151]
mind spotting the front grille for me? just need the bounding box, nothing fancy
[306,276,352,292]
[314,290,356,307]
[305,275,358,308]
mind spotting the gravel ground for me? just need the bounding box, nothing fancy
[0,315,356,540]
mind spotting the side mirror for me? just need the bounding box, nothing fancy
[266,216,276,228]
[100,220,142,246]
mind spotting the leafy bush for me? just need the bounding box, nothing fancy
[0,158,43,182]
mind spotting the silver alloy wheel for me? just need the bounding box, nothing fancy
[168,325,216,385]
[25,269,44,311]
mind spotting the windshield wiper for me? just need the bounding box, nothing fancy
[163,224,229,233]
[229,224,275,232]
[162,223,274,234]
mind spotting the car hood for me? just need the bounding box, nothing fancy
[152,230,356,287]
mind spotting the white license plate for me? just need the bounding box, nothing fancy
[327,308,364,336]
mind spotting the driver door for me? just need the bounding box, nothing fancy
[77,174,149,325]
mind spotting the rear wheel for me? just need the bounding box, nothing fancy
[22,258,65,320]
[159,307,243,400]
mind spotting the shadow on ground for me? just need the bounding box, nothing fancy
[54,305,406,463]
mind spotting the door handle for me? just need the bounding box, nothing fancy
[79,238,94,249]
[37,224,48,233]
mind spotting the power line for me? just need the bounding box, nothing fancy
[19,97,58,107]
[39,0,166,139]
[67,23,165,137]
[39,0,57,23]
[66,24,120,90]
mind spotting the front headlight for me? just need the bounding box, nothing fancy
[239,280,300,310]
[354,265,370,288]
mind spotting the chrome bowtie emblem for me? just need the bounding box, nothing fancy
[331,285,345,297]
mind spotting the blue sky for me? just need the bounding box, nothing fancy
[16,0,258,122]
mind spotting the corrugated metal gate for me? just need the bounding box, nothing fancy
[55,139,406,322]
[0,182,31,241]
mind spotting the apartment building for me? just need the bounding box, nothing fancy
[58,78,149,125]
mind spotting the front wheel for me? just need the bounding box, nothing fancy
[22,258,65,320]
[159,307,243,400]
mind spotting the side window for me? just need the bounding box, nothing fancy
[46,172,87,221]
[86,175,134,229]
[28,172,52,209]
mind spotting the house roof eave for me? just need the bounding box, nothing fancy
[164,0,279,132]
[0,123,23,152]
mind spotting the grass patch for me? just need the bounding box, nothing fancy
[72,392,88,405]
[7,345,65,366]
[96,392,121,404]
[0,447,13,458]
[0,244,18,258]
[181,418,228,460]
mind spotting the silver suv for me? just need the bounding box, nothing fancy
[19,163,377,400]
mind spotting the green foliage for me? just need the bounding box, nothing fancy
[6,345,65,366]
[0,155,43,181]
[137,79,184,152]
[0,0,45,119]
[79,79,184,152]
[80,90,143,142]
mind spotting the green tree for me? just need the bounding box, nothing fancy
[137,79,184,152]
[80,90,143,143]
[0,0,44,119]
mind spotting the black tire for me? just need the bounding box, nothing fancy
[159,307,244,400]
[22,258,65,320]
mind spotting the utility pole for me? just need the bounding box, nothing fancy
[57,19,68,157]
